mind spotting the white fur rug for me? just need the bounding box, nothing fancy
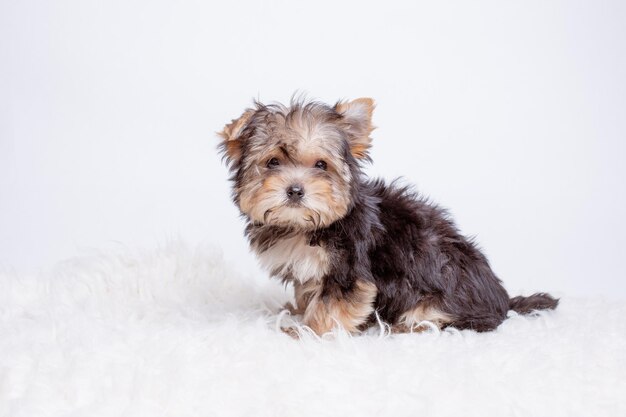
[1,243,624,417]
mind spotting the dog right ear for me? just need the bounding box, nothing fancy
[218,109,254,166]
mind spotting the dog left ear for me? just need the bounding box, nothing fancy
[218,109,254,166]
[334,98,375,160]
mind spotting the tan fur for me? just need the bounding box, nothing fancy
[303,176,350,226]
[237,145,351,229]
[303,280,377,334]
[284,280,320,315]
[218,109,254,161]
[239,174,285,218]
[239,169,348,229]
[254,234,330,284]
[220,100,361,230]
[334,97,376,159]
[394,303,452,333]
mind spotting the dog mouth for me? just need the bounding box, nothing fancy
[263,205,323,229]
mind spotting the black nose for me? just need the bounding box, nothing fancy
[286,184,305,202]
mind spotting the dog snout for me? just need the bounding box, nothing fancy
[286,184,305,202]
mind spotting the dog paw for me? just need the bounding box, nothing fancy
[281,326,301,339]
[282,302,304,315]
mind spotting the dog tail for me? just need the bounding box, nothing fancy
[509,292,559,314]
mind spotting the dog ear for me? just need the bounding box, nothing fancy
[218,109,254,165]
[334,98,375,160]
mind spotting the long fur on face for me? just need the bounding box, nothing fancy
[219,96,558,335]
[219,98,374,230]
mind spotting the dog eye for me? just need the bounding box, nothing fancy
[314,160,327,170]
[266,157,280,168]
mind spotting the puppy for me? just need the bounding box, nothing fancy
[218,97,558,335]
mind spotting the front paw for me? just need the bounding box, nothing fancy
[282,302,304,315]
[281,326,301,339]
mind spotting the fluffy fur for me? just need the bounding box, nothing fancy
[219,97,558,335]
[1,244,623,417]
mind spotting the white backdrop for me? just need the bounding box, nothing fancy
[1,0,625,298]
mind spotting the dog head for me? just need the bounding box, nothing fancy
[218,97,375,230]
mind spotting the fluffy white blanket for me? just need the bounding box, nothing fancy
[1,243,624,417]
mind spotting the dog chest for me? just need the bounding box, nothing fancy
[255,235,330,283]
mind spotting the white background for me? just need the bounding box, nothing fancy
[1,0,625,298]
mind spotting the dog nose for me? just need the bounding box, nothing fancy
[286,184,305,202]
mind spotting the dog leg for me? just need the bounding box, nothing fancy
[282,280,319,315]
[392,303,452,333]
[302,280,377,335]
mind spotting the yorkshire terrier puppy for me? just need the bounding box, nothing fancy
[218,97,558,335]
